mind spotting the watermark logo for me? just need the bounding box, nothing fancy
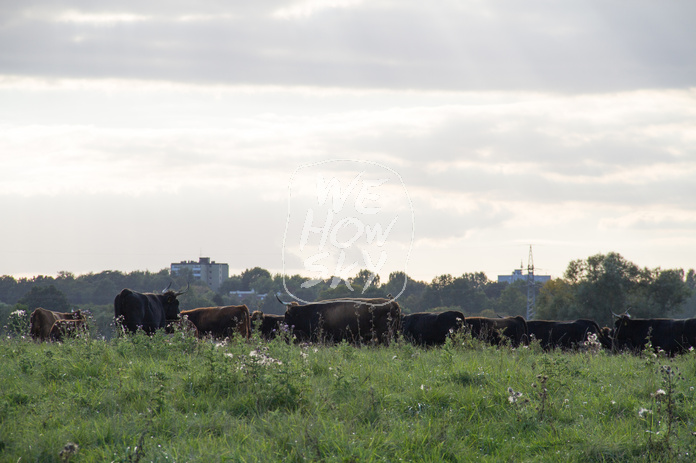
[282,160,414,304]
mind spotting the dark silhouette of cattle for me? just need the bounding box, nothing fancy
[463,316,528,347]
[527,319,608,350]
[49,319,87,342]
[612,314,696,355]
[114,284,187,334]
[251,310,286,339]
[180,305,250,339]
[600,326,614,348]
[279,296,401,345]
[30,308,84,341]
[402,311,465,345]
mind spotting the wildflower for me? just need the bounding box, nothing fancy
[249,350,282,366]
[59,442,79,460]
[507,387,523,403]
[653,389,667,398]
[638,408,652,418]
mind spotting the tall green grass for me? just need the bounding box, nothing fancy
[2,331,696,462]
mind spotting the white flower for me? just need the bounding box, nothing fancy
[638,408,652,418]
[655,389,666,396]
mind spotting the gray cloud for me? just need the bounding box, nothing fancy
[1,1,695,279]
[1,1,694,92]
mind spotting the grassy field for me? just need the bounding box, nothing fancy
[2,330,696,462]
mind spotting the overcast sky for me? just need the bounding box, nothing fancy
[1,1,695,284]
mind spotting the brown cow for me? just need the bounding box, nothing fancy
[49,319,87,342]
[179,305,250,339]
[250,310,286,339]
[30,308,84,341]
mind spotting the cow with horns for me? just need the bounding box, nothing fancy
[114,283,188,334]
[277,295,401,345]
[611,311,696,355]
[526,319,610,350]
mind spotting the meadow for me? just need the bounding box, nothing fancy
[2,329,696,462]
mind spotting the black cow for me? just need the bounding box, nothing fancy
[251,310,286,339]
[612,314,696,355]
[463,316,528,347]
[279,296,401,345]
[527,319,608,350]
[114,284,187,334]
[402,311,465,346]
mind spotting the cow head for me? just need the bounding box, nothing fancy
[612,312,632,333]
[162,283,189,319]
[276,294,300,311]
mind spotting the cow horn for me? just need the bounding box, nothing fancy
[276,294,289,305]
[175,282,190,296]
[611,311,620,318]
[162,281,172,293]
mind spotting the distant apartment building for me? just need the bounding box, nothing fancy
[170,257,229,291]
[497,268,551,284]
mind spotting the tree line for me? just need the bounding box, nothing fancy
[1,252,694,336]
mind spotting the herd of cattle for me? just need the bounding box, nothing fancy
[25,285,696,355]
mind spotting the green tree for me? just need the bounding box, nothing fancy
[219,276,243,294]
[545,252,691,326]
[450,272,490,314]
[495,280,529,317]
[534,279,577,320]
[241,267,271,291]
[382,271,427,306]
[17,285,70,312]
[565,252,640,325]
[0,276,20,304]
[640,268,692,317]
[685,269,696,290]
